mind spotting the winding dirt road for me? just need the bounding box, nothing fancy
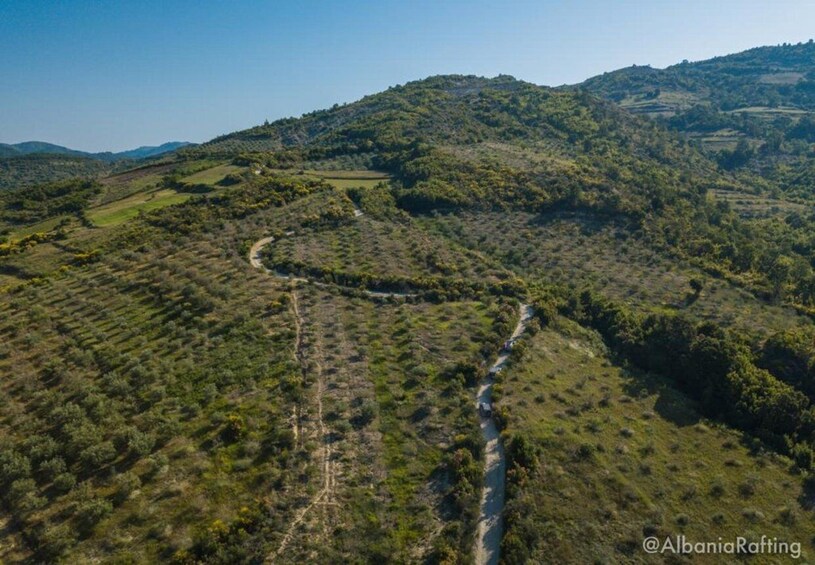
[474,303,533,565]
[249,227,417,299]
[249,211,531,563]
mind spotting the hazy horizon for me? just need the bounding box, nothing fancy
[2,0,814,152]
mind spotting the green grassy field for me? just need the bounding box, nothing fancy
[178,163,244,186]
[87,188,193,227]
[273,169,390,190]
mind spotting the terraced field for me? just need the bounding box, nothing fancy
[710,188,811,218]
[0,235,303,562]
[421,211,812,340]
[267,214,509,282]
[262,287,507,561]
[0,178,525,563]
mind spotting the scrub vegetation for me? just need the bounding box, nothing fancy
[2,43,815,562]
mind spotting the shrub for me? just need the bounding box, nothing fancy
[0,450,31,487]
[7,478,44,514]
[574,443,595,461]
[351,400,377,429]
[76,497,113,535]
[709,478,725,497]
[505,434,538,471]
[738,477,757,497]
[222,414,246,442]
[80,441,117,471]
[113,471,142,505]
[145,453,169,478]
[38,457,67,482]
[792,443,813,470]
[34,523,76,561]
[127,430,156,458]
[53,472,77,494]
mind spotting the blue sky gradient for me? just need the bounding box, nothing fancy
[2,0,814,151]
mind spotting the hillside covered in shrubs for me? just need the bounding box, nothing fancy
[2,67,815,561]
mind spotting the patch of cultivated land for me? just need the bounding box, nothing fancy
[0,185,517,562]
[268,288,504,562]
[87,161,242,227]
[267,214,509,282]
[710,188,811,217]
[0,220,102,285]
[497,320,814,563]
[274,169,390,190]
[87,187,193,226]
[421,211,811,339]
[178,163,244,186]
[0,236,306,562]
[7,215,71,241]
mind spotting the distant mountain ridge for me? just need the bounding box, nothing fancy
[0,140,193,161]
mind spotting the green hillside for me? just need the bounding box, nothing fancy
[0,154,111,191]
[0,143,194,192]
[580,41,815,196]
[1,72,815,563]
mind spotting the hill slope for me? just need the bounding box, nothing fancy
[580,41,815,195]
[197,75,722,216]
[1,73,815,563]
[0,142,194,191]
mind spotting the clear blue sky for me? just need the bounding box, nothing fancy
[2,0,814,152]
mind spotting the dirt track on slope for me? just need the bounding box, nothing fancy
[248,221,417,299]
[249,209,531,563]
[474,303,533,565]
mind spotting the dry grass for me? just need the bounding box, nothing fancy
[497,320,814,562]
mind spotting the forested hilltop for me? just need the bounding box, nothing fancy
[580,41,815,197]
[1,71,815,562]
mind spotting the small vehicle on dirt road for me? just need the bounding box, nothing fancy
[478,402,493,417]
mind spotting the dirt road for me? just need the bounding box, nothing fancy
[248,217,531,563]
[248,225,417,298]
[474,303,533,565]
